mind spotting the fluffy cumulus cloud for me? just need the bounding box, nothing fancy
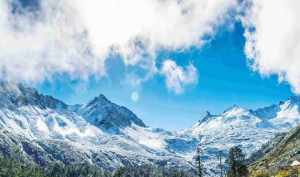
[73,0,238,63]
[0,0,105,82]
[243,0,300,93]
[3,0,300,95]
[161,59,198,94]
[0,0,237,92]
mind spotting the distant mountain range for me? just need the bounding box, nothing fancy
[0,82,300,176]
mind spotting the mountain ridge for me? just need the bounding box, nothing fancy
[0,82,195,172]
[180,96,300,175]
[0,82,300,176]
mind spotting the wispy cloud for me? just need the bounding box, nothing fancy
[161,59,198,94]
[242,0,300,93]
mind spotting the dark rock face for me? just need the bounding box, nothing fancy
[78,94,146,132]
[0,82,67,110]
[21,141,49,166]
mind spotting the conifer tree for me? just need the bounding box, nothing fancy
[218,151,223,177]
[196,145,204,177]
[226,146,249,177]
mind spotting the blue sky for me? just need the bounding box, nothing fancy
[37,21,292,130]
[3,0,299,130]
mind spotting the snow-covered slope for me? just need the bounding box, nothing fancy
[269,97,300,129]
[74,94,146,133]
[0,81,300,176]
[180,99,300,176]
[0,82,193,171]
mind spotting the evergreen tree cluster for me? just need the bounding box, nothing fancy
[195,145,249,177]
[226,146,249,177]
[112,165,194,177]
[0,157,45,177]
[0,145,251,177]
[0,156,195,177]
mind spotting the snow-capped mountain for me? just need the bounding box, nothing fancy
[0,82,193,171]
[74,94,146,133]
[0,81,300,176]
[180,99,300,176]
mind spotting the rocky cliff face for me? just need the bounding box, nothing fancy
[75,94,146,133]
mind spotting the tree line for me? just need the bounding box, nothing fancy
[0,156,195,177]
[196,146,249,177]
[0,145,257,177]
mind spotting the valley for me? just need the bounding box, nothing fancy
[0,82,300,176]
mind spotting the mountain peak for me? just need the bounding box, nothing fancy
[87,94,110,106]
[205,111,212,117]
[288,95,300,104]
[198,111,216,124]
[79,94,146,132]
[0,81,67,110]
[96,94,109,101]
[223,104,240,112]
[223,105,249,117]
[0,81,20,93]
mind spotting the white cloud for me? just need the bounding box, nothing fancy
[0,0,237,87]
[161,59,198,94]
[242,0,300,93]
[74,0,238,63]
[0,0,105,82]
